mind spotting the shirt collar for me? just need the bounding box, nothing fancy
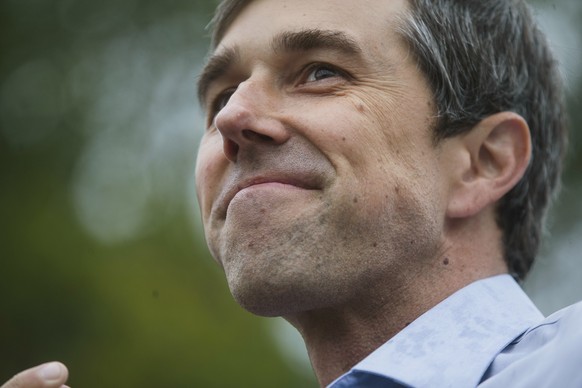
[330,274,543,388]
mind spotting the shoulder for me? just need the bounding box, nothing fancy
[479,301,582,387]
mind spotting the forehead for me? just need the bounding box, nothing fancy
[197,0,409,103]
[218,0,407,52]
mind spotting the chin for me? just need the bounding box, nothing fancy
[214,218,357,317]
[224,261,335,317]
[227,275,309,317]
[232,294,289,317]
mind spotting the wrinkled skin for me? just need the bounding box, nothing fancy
[195,0,448,317]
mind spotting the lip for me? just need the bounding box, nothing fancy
[216,173,322,219]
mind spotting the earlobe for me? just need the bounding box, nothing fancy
[446,112,532,219]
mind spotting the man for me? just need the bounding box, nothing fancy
[3,0,577,387]
[194,0,577,386]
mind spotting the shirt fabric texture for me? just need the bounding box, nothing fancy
[328,274,582,387]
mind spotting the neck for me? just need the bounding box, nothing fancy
[284,272,452,386]
[285,285,430,386]
[286,238,507,385]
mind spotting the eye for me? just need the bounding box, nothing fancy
[209,88,235,118]
[305,65,342,83]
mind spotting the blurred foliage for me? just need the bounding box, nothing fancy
[0,0,580,387]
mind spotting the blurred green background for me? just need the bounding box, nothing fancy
[0,0,580,387]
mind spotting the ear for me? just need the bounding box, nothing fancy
[445,112,532,219]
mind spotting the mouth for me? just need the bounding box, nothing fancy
[217,174,322,219]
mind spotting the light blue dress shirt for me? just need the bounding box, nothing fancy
[329,274,582,387]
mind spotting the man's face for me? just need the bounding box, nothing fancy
[196,0,448,316]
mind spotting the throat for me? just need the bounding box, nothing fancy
[284,297,420,386]
[282,265,471,387]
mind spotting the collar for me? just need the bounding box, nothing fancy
[329,274,544,388]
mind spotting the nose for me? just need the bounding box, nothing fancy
[213,80,290,162]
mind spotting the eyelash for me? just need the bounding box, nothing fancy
[300,63,346,84]
[207,63,348,123]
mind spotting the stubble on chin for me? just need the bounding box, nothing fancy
[218,212,336,317]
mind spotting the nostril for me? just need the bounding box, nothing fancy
[223,138,239,162]
[242,129,273,142]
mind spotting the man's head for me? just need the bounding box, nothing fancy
[195,0,566,316]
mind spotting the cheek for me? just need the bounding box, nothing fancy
[287,96,383,169]
[195,135,225,218]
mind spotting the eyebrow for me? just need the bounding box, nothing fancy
[197,29,362,106]
[197,46,240,106]
[271,29,362,56]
